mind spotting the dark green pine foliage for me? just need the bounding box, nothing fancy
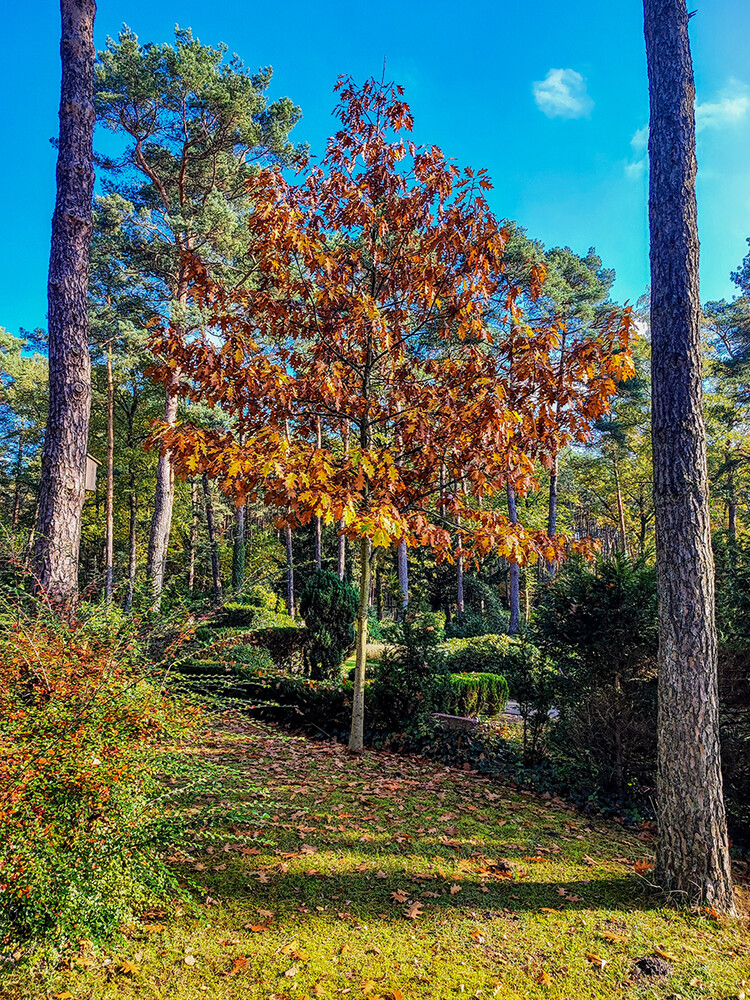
[300,569,358,680]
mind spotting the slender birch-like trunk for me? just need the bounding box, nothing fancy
[507,484,520,635]
[349,536,371,752]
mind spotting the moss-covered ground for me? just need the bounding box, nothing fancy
[5,717,749,1000]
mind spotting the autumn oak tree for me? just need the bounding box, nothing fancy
[150,77,631,750]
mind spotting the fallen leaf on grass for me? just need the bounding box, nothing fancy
[403,900,423,920]
[633,859,654,874]
[599,931,629,944]
[533,969,552,987]
[184,955,197,966]
[391,889,409,903]
[117,959,140,976]
[285,963,300,978]
[219,955,248,977]
[469,929,485,943]
[375,870,388,879]
[586,953,607,970]
[450,884,462,895]
[281,941,311,962]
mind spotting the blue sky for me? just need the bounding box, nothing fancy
[2,1,749,335]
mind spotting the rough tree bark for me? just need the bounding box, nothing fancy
[33,0,96,604]
[644,0,736,911]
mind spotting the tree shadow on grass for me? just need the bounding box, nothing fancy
[194,865,663,918]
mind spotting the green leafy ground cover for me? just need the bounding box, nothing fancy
[5,717,749,1000]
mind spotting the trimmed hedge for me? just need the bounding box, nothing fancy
[440,633,532,679]
[448,672,509,717]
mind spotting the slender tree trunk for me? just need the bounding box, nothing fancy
[349,536,371,752]
[397,540,409,614]
[613,458,628,555]
[314,417,322,569]
[338,423,349,580]
[202,472,222,607]
[644,0,735,912]
[147,270,188,605]
[232,503,246,593]
[545,454,559,576]
[338,530,346,580]
[285,524,295,619]
[124,462,138,613]
[104,343,115,604]
[507,484,521,635]
[456,546,465,621]
[33,0,96,605]
[188,478,198,596]
[11,433,23,540]
[725,447,738,542]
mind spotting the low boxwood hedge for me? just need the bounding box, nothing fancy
[448,672,509,717]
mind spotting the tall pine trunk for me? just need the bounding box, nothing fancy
[33,0,96,605]
[104,342,115,604]
[644,0,735,912]
[202,472,222,607]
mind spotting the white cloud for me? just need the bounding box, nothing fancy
[532,68,594,120]
[631,125,649,151]
[625,158,647,180]
[696,79,750,131]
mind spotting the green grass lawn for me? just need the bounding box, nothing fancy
[5,717,749,1000]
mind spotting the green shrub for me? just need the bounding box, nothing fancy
[369,614,452,732]
[249,626,308,673]
[0,599,201,948]
[440,633,530,678]
[228,646,276,678]
[219,602,261,628]
[447,672,509,716]
[299,570,357,680]
[532,555,658,799]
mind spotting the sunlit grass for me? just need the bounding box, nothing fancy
[5,717,748,999]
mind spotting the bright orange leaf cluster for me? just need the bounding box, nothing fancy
[149,76,633,568]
